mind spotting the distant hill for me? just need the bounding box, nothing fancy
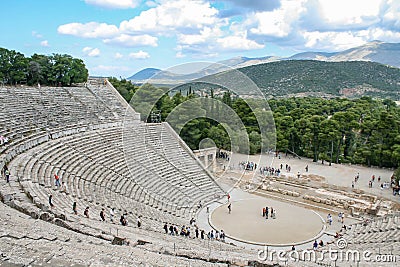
[128,68,161,80]
[237,60,400,99]
[128,41,400,85]
[289,41,400,68]
[127,56,280,84]
[288,51,337,60]
[160,61,400,100]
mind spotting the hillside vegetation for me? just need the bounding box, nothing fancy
[238,60,400,100]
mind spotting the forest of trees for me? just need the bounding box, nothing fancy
[110,79,400,171]
[0,47,88,86]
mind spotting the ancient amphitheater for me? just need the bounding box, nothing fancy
[0,79,399,266]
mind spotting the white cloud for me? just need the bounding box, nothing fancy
[217,35,264,50]
[249,0,307,37]
[55,0,400,57]
[58,22,119,38]
[120,0,219,34]
[145,1,157,7]
[129,50,150,59]
[32,31,43,38]
[103,34,158,47]
[175,51,186,58]
[303,31,367,50]
[82,47,101,57]
[40,40,49,47]
[381,0,400,30]
[317,0,381,28]
[84,0,138,9]
[177,26,222,45]
[114,52,123,59]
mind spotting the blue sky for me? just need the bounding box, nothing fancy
[1,0,399,77]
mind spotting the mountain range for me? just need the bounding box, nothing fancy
[128,41,400,84]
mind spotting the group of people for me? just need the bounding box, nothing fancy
[262,206,276,219]
[67,198,142,227]
[351,172,394,194]
[216,150,230,161]
[313,239,325,250]
[327,214,333,225]
[259,163,297,177]
[53,173,68,192]
[163,221,226,241]
[239,161,257,171]
[326,212,345,226]
[259,166,281,176]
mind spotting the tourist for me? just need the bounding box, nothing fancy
[297,171,301,178]
[266,207,269,219]
[0,136,9,145]
[327,214,332,225]
[220,230,225,241]
[200,229,205,239]
[313,240,318,250]
[187,226,191,237]
[54,173,61,187]
[84,207,89,218]
[49,195,54,208]
[120,215,126,226]
[4,167,10,183]
[305,165,309,172]
[163,223,168,234]
[228,203,231,214]
[110,208,115,222]
[180,226,186,236]
[60,182,67,193]
[72,202,77,215]
[292,245,295,251]
[271,207,275,219]
[227,193,231,202]
[137,216,141,228]
[319,240,324,247]
[262,207,266,217]
[174,225,178,235]
[195,227,199,238]
[100,208,105,221]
